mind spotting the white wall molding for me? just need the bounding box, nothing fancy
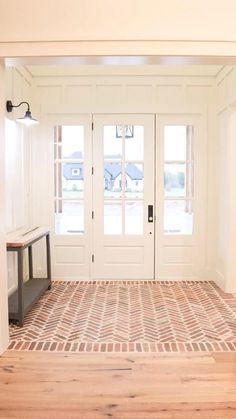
[5,67,34,296]
[4,41,236,62]
[213,68,236,292]
[216,65,234,84]
[213,270,226,291]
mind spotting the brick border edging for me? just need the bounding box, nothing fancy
[8,340,236,353]
[52,280,211,285]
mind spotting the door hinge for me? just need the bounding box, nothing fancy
[92,210,94,219]
[92,254,94,263]
[92,166,94,175]
[92,122,94,131]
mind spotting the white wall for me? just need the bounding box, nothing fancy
[1,2,236,59]
[0,0,236,42]
[5,67,34,294]
[0,61,9,354]
[211,66,236,292]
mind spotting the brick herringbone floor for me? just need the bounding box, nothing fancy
[8,281,236,352]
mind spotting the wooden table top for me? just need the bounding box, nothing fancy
[6,227,50,248]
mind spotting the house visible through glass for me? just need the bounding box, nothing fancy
[103,125,144,235]
[54,125,85,234]
[54,124,145,235]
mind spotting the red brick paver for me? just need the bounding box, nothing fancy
[8,280,236,353]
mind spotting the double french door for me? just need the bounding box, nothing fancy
[53,114,155,279]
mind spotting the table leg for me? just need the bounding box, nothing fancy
[28,245,33,279]
[17,249,24,327]
[46,234,52,288]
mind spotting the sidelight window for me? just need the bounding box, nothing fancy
[164,125,194,235]
[54,125,85,234]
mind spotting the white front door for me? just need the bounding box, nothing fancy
[92,115,155,279]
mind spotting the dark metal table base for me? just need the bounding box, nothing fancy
[8,232,52,327]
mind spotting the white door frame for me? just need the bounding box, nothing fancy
[92,114,155,279]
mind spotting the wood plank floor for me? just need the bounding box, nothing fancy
[1,351,236,418]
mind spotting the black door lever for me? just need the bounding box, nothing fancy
[148,205,154,222]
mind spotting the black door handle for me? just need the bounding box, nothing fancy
[148,205,154,222]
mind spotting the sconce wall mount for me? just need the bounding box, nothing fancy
[6,100,39,126]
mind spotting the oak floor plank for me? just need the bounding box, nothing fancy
[1,351,236,418]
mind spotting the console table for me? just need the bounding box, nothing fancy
[7,227,52,327]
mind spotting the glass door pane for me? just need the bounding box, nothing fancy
[103,125,144,235]
[93,114,155,280]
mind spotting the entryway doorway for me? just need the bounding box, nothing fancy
[52,112,204,281]
[53,114,155,280]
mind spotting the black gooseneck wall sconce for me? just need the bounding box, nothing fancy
[6,100,39,126]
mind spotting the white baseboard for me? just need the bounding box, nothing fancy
[8,283,17,297]
[204,268,225,291]
[214,270,226,291]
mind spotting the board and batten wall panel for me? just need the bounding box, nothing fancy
[212,65,236,292]
[5,67,34,294]
[65,85,92,108]
[0,61,9,354]
[156,85,184,108]
[29,70,214,280]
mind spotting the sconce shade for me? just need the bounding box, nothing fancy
[16,111,39,126]
[6,100,39,126]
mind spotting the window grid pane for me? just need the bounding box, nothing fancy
[164,125,194,235]
[54,125,85,235]
[164,163,186,198]
[55,201,84,235]
[103,125,144,235]
[164,200,193,235]
[125,202,143,235]
[104,202,122,235]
